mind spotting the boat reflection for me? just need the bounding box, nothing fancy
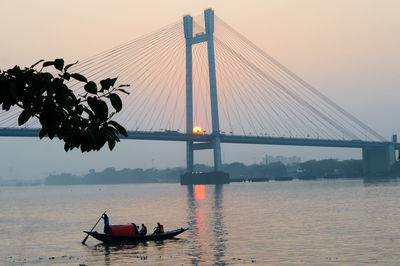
[90,240,175,265]
[186,184,227,265]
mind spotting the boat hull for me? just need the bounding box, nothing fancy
[84,228,189,243]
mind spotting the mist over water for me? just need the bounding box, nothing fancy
[1,180,400,265]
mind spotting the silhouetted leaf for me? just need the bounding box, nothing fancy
[83,106,94,117]
[30,59,44,68]
[54,59,64,71]
[84,81,97,94]
[18,110,31,126]
[118,88,130,94]
[99,78,112,92]
[97,99,108,121]
[39,128,46,139]
[110,77,117,87]
[87,97,97,114]
[70,73,87,83]
[42,61,54,68]
[88,128,100,143]
[108,93,122,112]
[48,129,56,139]
[63,72,70,80]
[107,138,116,150]
[64,61,78,72]
[109,120,127,137]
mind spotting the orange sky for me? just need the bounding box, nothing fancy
[0,0,399,178]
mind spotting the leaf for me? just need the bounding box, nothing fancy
[99,78,111,92]
[64,61,78,72]
[118,88,130,95]
[107,138,116,150]
[63,72,70,81]
[42,61,54,68]
[88,128,100,143]
[2,102,11,111]
[39,128,47,139]
[87,97,97,113]
[48,130,55,139]
[118,84,130,88]
[84,81,97,94]
[30,59,44,68]
[83,106,94,117]
[70,73,87,83]
[96,99,108,121]
[18,110,31,126]
[109,120,128,137]
[108,93,122,112]
[88,98,108,121]
[54,59,64,71]
[110,77,117,87]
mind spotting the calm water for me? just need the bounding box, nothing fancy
[1,179,400,265]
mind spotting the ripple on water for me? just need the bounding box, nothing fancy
[1,180,400,265]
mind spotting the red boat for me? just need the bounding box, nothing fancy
[84,224,188,243]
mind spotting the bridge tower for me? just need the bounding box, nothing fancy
[181,9,229,184]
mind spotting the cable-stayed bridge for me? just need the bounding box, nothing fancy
[0,9,397,179]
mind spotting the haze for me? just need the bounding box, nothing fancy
[0,0,399,180]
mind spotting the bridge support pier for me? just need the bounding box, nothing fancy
[362,144,395,177]
[181,8,229,185]
[186,141,194,173]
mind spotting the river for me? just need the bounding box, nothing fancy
[1,179,400,265]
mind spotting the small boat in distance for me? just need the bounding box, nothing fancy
[84,227,189,243]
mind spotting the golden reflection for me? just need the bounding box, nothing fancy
[194,185,206,201]
[186,185,227,264]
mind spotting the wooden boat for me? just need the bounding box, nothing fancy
[84,227,189,243]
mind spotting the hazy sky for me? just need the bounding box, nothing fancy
[0,0,399,180]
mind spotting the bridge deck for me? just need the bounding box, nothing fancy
[0,128,397,149]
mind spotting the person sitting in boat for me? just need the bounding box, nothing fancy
[102,214,111,234]
[153,222,164,234]
[139,224,147,235]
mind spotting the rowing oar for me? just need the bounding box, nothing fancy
[82,210,108,245]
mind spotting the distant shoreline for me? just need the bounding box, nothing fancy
[2,158,397,187]
[42,159,370,186]
[2,176,398,187]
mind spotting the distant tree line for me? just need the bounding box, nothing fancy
[45,159,365,185]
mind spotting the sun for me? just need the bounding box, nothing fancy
[193,126,203,134]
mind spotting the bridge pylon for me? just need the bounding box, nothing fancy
[181,8,229,185]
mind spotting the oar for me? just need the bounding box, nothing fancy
[82,210,108,245]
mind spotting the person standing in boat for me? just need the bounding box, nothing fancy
[153,222,164,234]
[139,224,147,235]
[102,213,111,234]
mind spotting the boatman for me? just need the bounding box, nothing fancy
[102,213,111,234]
[153,222,164,234]
[140,224,147,235]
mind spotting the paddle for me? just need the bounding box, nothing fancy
[82,210,108,245]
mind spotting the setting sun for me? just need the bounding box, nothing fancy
[193,126,203,134]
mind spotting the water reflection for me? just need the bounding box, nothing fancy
[90,241,152,265]
[212,185,227,265]
[85,184,228,264]
[186,185,227,265]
